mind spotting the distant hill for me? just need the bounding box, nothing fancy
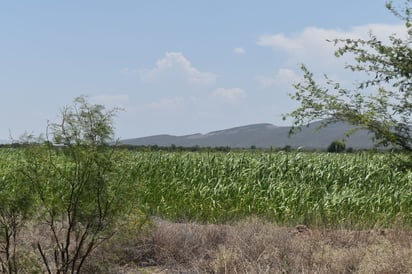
[120,121,377,149]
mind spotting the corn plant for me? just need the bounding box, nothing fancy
[129,151,412,228]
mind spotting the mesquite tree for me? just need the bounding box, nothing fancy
[0,157,33,274]
[285,1,412,152]
[22,96,129,273]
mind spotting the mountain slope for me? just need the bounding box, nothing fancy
[120,121,376,149]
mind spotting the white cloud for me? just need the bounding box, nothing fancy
[233,47,246,54]
[256,68,301,89]
[257,24,407,68]
[140,52,217,85]
[258,27,362,66]
[258,24,406,53]
[213,88,246,103]
[258,33,304,52]
[352,23,407,42]
[257,23,408,89]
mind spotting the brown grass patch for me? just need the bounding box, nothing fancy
[81,218,412,273]
[12,217,412,273]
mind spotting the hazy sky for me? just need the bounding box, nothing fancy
[0,0,406,139]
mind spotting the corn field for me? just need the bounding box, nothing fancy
[1,149,412,228]
[129,151,412,228]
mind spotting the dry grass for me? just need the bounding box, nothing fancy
[10,217,412,273]
[81,218,412,274]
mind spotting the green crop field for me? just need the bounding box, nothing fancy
[1,148,412,228]
[125,150,412,228]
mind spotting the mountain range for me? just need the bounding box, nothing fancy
[120,121,376,150]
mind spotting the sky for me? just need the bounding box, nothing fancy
[0,0,407,140]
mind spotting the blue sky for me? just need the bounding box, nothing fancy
[0,0,406,140]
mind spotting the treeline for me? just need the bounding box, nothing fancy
[1,142,401,153]
[113,144,400,153]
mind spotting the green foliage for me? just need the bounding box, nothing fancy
[50,96,118,146]
[284,1,412,152]
[0,150,33,274]
[127,151,412,228]
[19,96,133,274]
[327,140,346,153]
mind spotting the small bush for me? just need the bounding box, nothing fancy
[327,140,346,153]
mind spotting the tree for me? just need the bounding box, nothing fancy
[327,140,346,153]
[50,96,118,146]
[0,158,33,274]
[284,1,412,153]
[21,96,131,274]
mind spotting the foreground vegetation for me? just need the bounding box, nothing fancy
[88,218,412,273]
[1,145,412,272]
